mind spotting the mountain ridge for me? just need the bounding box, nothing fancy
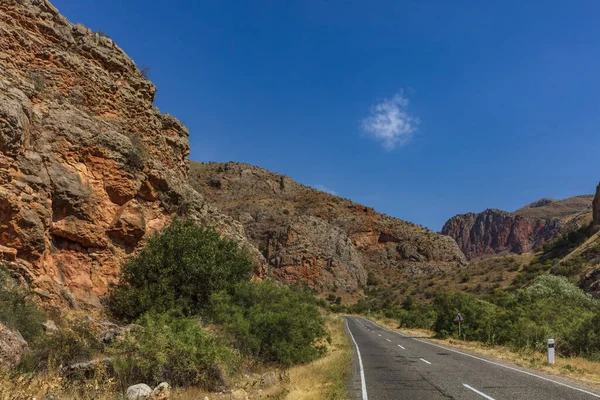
[442,194,594,259]
[189,161,467,293]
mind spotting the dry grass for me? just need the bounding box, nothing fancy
[0,367,118,400]
[364,315,600,390]
[283,316,352,400]
[361,253,535,307]
[0,316,352,400]
[144,315,353,400]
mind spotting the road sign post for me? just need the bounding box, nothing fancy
[453,312,464,340]
[547,339,555,364]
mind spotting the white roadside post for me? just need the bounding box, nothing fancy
[547,339,555,365]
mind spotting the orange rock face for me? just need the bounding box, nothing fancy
[0,0,262,308]
[442,197,594,260]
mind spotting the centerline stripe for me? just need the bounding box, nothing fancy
[463,384,496,400]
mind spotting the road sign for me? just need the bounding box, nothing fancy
[453,312,464,339]
[453,312,464,323]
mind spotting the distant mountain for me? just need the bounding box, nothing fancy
[189,162,466,292]
[514,195,595,219]
[442,196,594,260]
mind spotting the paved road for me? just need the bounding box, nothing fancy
[345,316,600,400]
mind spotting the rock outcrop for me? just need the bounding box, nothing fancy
[126,384,152,400]
[0,0,263,308]
[0,322,28,368]
[189,162,467,291]
[442,196,594,259]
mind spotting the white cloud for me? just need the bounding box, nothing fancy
[361,91,419,150]
[314,184,337,195]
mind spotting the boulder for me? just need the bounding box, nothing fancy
[260,371,278,388]
[0,322,28,368]
[126,383,152,400]
[230,389,249,400]
[99,321,142,344]
[149,382,171,399]
[42,319,59,333]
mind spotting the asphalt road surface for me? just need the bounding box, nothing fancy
[345,316,600,400]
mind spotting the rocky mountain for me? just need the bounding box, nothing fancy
[189,162,467,292]
[0,0,263,308]
[442,196,594,259]
[576,183,600,295]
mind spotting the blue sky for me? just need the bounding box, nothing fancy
[52,0,600,231]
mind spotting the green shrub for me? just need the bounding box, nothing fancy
[0,268,45,342]
[108,219,253,320]
[22,320,102,372]
[541,225,590,259]
[432,291,508,343]
[366,272,379,286]
[396,304,437,330]
[210,280,328,366]
[110,311,230,389]
[428,276,600,356]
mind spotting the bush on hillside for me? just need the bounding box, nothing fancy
[0,268,45,342]
[396,303,437,330]
[210,280,329,365]
[111,311,230,389]
[22,321,102,371]
[353,274,600,359]
[541,225,590,259]
[430,276,600,356]
[432,291,509,344]
[108,219,253,320]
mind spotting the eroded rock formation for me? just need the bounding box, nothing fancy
[442,196,594,259]
[189,162,467,291]
[0,0,262,308]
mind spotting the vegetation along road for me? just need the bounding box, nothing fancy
[345,317,600,400]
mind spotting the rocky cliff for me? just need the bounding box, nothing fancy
[442,196,594,259]
[189,162,467,292]
[0,0,262,308]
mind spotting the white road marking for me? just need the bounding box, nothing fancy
[397,344,405,350]
[386,339,391,342]
[346,319,368,400]
[378,334,381,337]
[463,384,496,400]
[420,358,431,365]
[356,317,600,399]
